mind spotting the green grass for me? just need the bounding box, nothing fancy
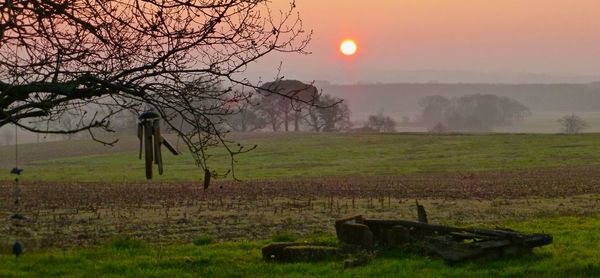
[192,235,214,246]
[1,133,599,276]
[1,216,599,277]
[271,231,299,242]
[2,133,600,182]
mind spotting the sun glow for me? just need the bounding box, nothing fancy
[340,39,358,56]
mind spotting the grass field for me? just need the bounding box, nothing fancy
[3,132,600,181]
[1,216,598,277]
[1,132,599,277]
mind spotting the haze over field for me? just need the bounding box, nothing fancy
[318,82,600,127]
[223,0,600,134]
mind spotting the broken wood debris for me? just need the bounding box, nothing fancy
[263,204,552,264]
[335,215,553,263]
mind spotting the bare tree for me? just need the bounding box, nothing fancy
[365,113,397,132]
[254,91,284,132]
[559,114,589,134]
[257,80,318,132]
[305,94,350,132]
[320,95,350,132]
[0,1,311,179]
[225,98,267,132]
[419,96,451,127]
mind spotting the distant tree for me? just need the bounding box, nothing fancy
[305,105,324,132]
[305,94,349,132]
[419,94,530,132]
[559,114,589,134]
[419,96,451,127]
[254,92,285,132]
[365,113,397,132]
[226,101,267,132]
[257,80,319,132]
[319,95,350,132]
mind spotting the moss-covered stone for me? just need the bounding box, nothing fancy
[262,242,303,261]
[262,243,339,262]
[281,246,339,262]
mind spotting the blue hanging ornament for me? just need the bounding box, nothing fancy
[12,241,23,258]
[10,167,23,175]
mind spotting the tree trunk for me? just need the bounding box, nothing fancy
[241,113,247,132]
[294,110,300,132]
[309,110,320,132]
[271,115,278,132]
[267,111,279,132]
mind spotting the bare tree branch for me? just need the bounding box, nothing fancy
[0,0,312,182]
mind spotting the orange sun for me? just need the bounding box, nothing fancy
[340,39,358,56]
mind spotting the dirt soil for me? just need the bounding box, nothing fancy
[1,166,599,251]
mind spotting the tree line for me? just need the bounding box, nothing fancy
[418,94,531,132]
[228,87,537,134]
[97,91,540,134]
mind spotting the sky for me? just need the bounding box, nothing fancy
[247,0,600,84]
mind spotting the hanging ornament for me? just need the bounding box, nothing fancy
[137,111,179,179]
[12,240,23,258]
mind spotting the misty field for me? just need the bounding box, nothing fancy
[1,133,600,277]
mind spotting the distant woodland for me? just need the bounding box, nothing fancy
[318,82,600,117]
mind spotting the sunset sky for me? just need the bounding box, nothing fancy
[249,0,600,84]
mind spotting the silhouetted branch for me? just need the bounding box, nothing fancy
[0,0,312,180]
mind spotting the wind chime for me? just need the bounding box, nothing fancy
[137,111,179,179]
